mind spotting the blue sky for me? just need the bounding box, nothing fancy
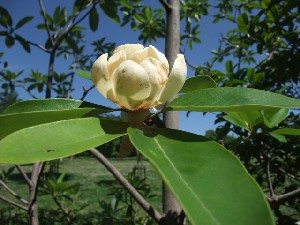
[0,0,235,135]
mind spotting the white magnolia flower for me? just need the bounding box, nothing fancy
[92,44,187,111]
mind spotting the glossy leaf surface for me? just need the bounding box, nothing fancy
[0,118,127,164]
[180,75,217,93]
[2,98,112,115]
[165,88,300,112]
[128,128,275,225]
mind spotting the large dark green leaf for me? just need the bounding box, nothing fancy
[0,108,104,140]
[99,1,120,23]
[179,75,217,93]
[89,7,99,31]
[128,128,275,225]
[165,88,300,112]
[270,128,300,142]
[0,118,127,164]
[2,98,112,115]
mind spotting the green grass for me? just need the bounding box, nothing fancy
[0,157,162,215]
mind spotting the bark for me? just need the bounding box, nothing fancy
[28,163,44,225]
[162,0,184,224]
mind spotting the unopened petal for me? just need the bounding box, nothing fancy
[131,46,169,75]
[139,57,168,108]
[92,53,115,100]
[158,54,187,104]
[107,50,126,78]
[113,44,144,59]
[113,60,151,110]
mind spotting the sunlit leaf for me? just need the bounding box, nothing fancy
[128,128,275,225]
[0,118,127,164]
[180,75,217,93]
[165,88,300,112]
[77,69,92,80]
[2,98,111,115]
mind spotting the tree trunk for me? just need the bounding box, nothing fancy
[162,0,184,224]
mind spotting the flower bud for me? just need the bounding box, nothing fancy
[92,44,187,111]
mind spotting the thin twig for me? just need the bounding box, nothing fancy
[80,85,94,100]
[278,167,300,181]
[5,33,49,53]
[268,188,300,209]
[15,165,33,187]
[54,1,97,50]
[53,196,72,225]
[90,148,163,224]
[0,180,28,204]
[66,62,77,99]
[38,0,54,45]
[0,194,28,211]
[266,161,275,198]
[15,84,38,99]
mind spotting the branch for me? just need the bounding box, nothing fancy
[266,160,275,198]
[80,85,94,100]
[268,188,300,209]
[38,0,54,45]
[4,33,49,53]
[15,165,33,187]
[0,180,28,204]
[15,84,38,99]
[159,0,172,11]
[53,196,72,225]
[54,1,97,50]
[0,194,28,211]
[278,167,300,181]
[90,148,163,224]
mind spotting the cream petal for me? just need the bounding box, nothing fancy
[131,46,169,76]
[139,57,168,109]
[113,60,151,110]
[149,45,169,72]
[107,50,126,78]
[158,54,187,104]
[113,44,144,59]
[92,53,115,100]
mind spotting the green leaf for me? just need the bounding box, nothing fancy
[270,128,300,136]
[15,34,31,53]
[99,1,120,23]
[145,7,152,20]
[5,36,14,48]
[65,36,79,53]
[237,13,248,34]
[179,75,217,93]
[0,6,13,27]
[77,69,92,80]
[224,111,262,131]
[225,60,233,73]
[261,108,289,128]
[128,128,275,225]
[15,16,33,29]
[89,7,99,32]
[0,108,107,140]
[2,98,112,115]
[0,118,127,164]
[269,133,287,143]
[165,88,300,112]
[0,98,115,140]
